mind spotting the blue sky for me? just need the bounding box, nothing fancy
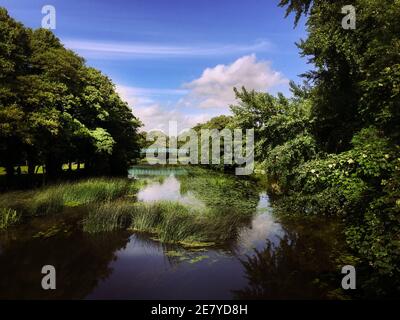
[1,0,309,132]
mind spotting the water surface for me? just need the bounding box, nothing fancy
[0,166,345,299]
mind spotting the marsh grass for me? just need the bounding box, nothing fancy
[84,200,251,245]
[0,178,135,222]
[83,201,203,243]
[129,202,203,242]
[83,201,133,233]
[0,169,256,244]
[0,208,21,230]
[31,188,65,216]
[63,179,131,204]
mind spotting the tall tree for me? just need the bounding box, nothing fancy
[0,8,30,176]
[279,0,400,151]
[0,8,142,178]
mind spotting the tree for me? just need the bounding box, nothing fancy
[277,0,400,295]
[0,8,142,178]
[0,8,30,176]
[279,0,400,151]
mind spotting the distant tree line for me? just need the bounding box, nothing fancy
[0,8,142,178]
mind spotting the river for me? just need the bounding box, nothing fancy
[0,166,345,299]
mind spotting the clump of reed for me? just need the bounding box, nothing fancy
[83,200,249,245]
[83,201,133,233]
[31,187,65,216]
[131,202,206,243]
[0,178,136,221]
[62,178,131,205]
[0,208,21,230]
[83,201,203,242]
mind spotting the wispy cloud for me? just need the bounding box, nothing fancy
[116,85,187,107]
[117,86,188,97]
[63,39,272,59]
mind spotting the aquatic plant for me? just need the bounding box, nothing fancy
[83,201,133,233]
[84,199,252,246]
[0,178,137,218]
[0,208,21,230]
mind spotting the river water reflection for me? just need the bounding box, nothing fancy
[0,166,344,299]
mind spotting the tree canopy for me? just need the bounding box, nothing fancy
[0,8,142,177]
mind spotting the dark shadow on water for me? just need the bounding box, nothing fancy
[233,222,346,300]
[0,226,131,299]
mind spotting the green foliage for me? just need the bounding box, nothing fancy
[89,128,115,155]
[231,85,313,160]
[264,134,317,191]
[31,187,65,216]
[281,0,400,151]
[278,0,313,25]
[0,8,142,177]
[278,127,396,212]
[0,208,20,229]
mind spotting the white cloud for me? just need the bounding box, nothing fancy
[182,54,289,109]
[63,39,272,59]
[116,85,153,106]
[116,55,288,132]
[116,85,187,106]
[116,85,211,133]
[135,104,212,133]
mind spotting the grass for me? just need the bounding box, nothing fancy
[131,202,204,243]
[83,200,250,246]
[0,208,21,230]
[0,168,257,245]
[83,201,205,243]
[83,201,134,233]
[0,165,44,175]
[0,178,137,226]
[61,163,85,171]
[0,163,84,176]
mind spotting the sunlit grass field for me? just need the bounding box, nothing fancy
[0,164,85,175]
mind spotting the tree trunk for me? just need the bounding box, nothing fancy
[5,164,14,177]
[45,158,62,178]
[28,163,36,176]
